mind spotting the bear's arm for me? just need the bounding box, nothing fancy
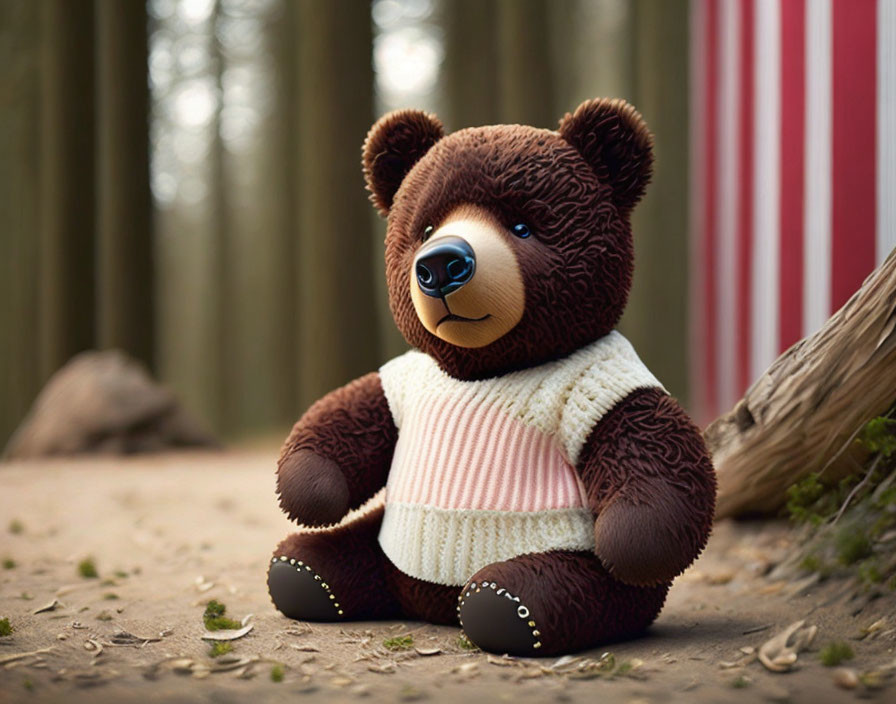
[276,372,397,527]
[576,387,716,587]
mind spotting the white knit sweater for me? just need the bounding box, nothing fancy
[377,331,664,586]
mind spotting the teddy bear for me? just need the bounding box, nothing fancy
[267,98,716,656]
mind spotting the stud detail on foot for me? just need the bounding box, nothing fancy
[268,555,344,619]
[457,581,542,653]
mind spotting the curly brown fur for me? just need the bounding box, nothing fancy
[272,506,401,620]
[380,123,634,380]
[384,561,460,625]
[578,388,716,586]
[464,551,669,656]
[277,450,350,526]
[277,372,397,523]
[557,98,654,215]
[363,109,444,216]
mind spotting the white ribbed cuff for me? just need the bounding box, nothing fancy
[378,502,595,586]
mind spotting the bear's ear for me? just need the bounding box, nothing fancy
[362,109,444,217]
[558,98,654,214]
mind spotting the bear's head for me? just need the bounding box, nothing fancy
[362,98,653,380]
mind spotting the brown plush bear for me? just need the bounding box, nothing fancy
[267,98,716,656]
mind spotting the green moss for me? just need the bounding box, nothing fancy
[456,633,478,651]
[874,486,896,509]
[270,664,285,682]
[858,559,884,585]
[819,641,854,667]
[785,473,833,524]
[614,660,635,677]
[0,617,13,636]
[859,417,896,457]
[77,558,98,579]
[103,592,120,600]
[8,519,24,535]
[800,553,823,572]
[23,677,34,691]
[202,600,241,631]
[383,634,414,651]
[204,600,225,619]
[731,675,751,689]
[99,578,117,587]
[114,570,129,579]
[835,527,872,565]
[208,641,232,658]
[2,558,16,570]
[20,592,33,601]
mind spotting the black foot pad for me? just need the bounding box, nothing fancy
[267,556,344,621]
[458,580,541,656]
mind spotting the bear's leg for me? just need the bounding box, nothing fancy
[383,561,461,625]
[458,551,669,656]
[268,505,401,621]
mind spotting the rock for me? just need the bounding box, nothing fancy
[4,350,219,458]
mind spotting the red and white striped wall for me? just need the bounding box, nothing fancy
[689,0,896,423]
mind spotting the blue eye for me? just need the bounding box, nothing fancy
[511,223,531,238]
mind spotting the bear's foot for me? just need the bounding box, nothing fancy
[458,551,671,656]
[458,581,541,656]
[267,556,345,621]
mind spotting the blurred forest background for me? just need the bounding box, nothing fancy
[0,0,691,447]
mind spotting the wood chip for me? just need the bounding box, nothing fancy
[856,618,888,640]
[107,630,161,647]
[758,620,818,672]
[210,656,259,673]
[415,647,442,657]
[833,668,860,690]
[33,599,63,614]
[170,658,195,674]
[290,643,320,652]
[200,624,253,641]
[0,648,55,666]
[487,654,520,667]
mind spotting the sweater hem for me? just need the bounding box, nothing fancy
[378,502,595,587]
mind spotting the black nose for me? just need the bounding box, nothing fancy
[414,235,476,297]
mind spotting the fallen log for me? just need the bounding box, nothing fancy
[706,250,896,519]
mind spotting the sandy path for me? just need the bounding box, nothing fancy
[0,451,893,703]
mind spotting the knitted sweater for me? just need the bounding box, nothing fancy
[377,331,664,586]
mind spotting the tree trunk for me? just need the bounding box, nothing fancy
[620,0,691,405]
[0,0,42,447]
[39,0,97,379]
[294,0,380,410]
[706,251,896,519]
[96,0,154,369]
[442,0,499,130]
[208,0,232,431]
[496,0,557,127]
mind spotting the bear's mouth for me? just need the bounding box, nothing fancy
[436,312,491,326]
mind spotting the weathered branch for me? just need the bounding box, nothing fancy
[706,250,896,519]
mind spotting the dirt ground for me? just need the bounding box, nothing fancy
[1,451,894,703]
